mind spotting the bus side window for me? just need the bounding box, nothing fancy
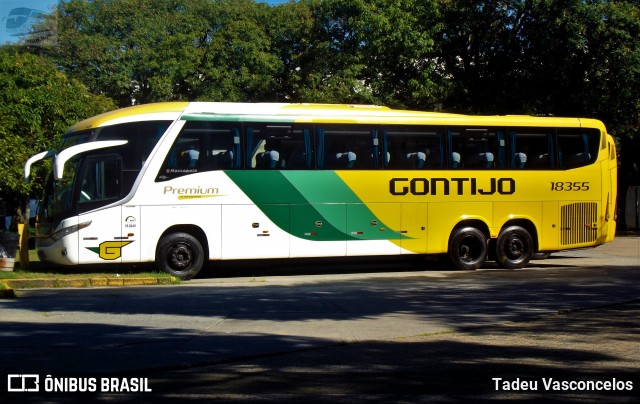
[557,129,599,169]
[78,155,122,213]
[451,127,502,169]
[317,125,379,170]
[247,124,311,170]
[510,129,553,169]
[155,121,241,182]
[383,126,444,170]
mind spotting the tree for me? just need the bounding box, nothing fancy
[46,0,283,106]
[290,0,446,108]
[437,0,640,139]
[265,0,316,101]
[352,0,447,109]
[193,0,283,102]
[585,1,640,140]
[438,0,531,114]
[47,0,208,106]
[0,49,115,203]
[31,0,640,141]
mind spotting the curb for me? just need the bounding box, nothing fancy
[0,277,177,298]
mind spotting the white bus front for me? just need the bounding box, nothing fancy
[29,141,130,265]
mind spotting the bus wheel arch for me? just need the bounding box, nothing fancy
[155,225,208,280]
[495,221,536,269]
[448,220,489,270]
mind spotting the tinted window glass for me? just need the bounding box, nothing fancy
[97,121,171,169]
[449,127,505,169]
[77,155,122,213]
[557,129,600,169]
[61,131,91,150]
[245,124,312,169]
[509,129,555,169]
[316,125,380,169]
[156,121,241,181]
[383,126,444,169]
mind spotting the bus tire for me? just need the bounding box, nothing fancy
[156,232,204,280]
[448,227,487,270]
[495,226,533,269]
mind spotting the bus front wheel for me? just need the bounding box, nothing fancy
[448,227,488,270]
[495,226,533,269]
[156,232,204,280]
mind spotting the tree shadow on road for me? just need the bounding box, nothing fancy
[144,302,640,402]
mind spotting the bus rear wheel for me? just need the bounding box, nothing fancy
[448,227,488,270]
[156,232,204,280]
[495,226,533,269]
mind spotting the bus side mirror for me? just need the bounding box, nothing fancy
[24,150,56,183]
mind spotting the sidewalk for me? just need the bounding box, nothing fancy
[593,234,640,258]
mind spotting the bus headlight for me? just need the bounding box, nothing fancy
[51,221,92,241]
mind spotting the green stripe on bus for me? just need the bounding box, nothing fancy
[225,171,403,241]
[225,171,350,241]
[283,171,403,241]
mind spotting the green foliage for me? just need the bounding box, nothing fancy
[437,0,640,141]
[0,49,115,198]
[588,1,640,139]
[3,0,639,150]
[48,0,282,105]
[288,0,445,108]
[194,0,283,101]
[36,0,639,142]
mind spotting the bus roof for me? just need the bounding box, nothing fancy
[65,102,189,133]
[64,101,608,134]
[182,102,606,130]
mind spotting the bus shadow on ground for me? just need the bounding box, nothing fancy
[15,253,584,280]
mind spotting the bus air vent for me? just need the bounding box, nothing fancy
[560,202,598,246]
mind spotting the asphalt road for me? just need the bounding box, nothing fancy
[1,236,639,402]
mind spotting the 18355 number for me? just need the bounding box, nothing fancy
[550,181,590,191]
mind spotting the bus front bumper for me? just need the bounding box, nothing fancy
[36,236,77,266]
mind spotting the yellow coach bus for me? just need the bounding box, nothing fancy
[25,102,617,279]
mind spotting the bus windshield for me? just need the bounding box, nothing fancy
[36,120,172,235]
[61,131,92,149]
[37,155,81,237]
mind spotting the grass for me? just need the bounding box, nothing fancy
[0,248,175,281]
[0,268,174,280]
